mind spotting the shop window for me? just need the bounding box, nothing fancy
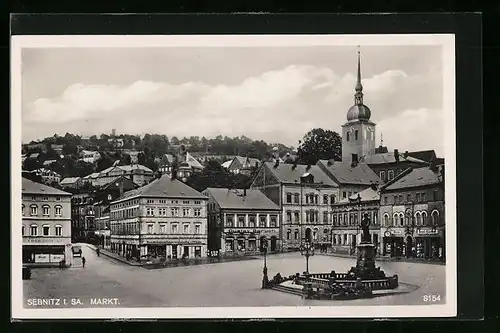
[55,225,62,236]
[29,224,37,236]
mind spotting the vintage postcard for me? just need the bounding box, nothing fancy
[11,34,456,319]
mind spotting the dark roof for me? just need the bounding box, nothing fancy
[384,167,442,191]
[336,186,380,204]
[205,188,280,210]
[317,160,380,185]
[264,162,337,186]
[360,152,428,165]
[101,175,139,191]
[435,158,445,165]
[113,174,206,202]
[375,146,388,154]
[407,150,437,163]
[22,177,72,196]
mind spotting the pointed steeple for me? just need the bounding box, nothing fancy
[354,46,364,105]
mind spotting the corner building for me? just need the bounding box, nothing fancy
[109,174,208,261]
[22,178,73,266]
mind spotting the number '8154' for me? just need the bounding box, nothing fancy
[422,294,441,302]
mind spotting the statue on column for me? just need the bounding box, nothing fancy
[360,213,371,243]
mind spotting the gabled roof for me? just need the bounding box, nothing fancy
[185,152,204,169]
[112,174,206,202]
[360,152,428,165]
[101,175,139,191]
[247,158,261,167]
[407,150,437,163]
[317,159,380,186]
[384,167,442,191]
[336,186,380,204]
[60,177,81,185]
[263,162,337,186]
[119,164,153,173]
[22,178,72,196]
[205,188,280,211]
[221,160,232,168]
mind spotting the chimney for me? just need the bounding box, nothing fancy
[351,154,358,167]
[394,149,399,162]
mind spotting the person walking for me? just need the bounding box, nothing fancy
[82,256,86,268]
[96,247,100,257]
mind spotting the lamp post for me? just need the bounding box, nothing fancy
[261,238,269,288]
[299,241,315,274]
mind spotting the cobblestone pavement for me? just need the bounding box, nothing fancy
[23,244,446,308]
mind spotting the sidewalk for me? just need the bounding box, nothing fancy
[83,244,143,266]
[321,251,445,266]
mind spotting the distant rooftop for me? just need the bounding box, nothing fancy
[22,178,71,196]
[205,188,280,211]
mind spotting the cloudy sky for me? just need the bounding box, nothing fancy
[21,44,444,156]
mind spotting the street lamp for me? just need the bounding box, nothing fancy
[299,242,315,274]
[261,238,269,288]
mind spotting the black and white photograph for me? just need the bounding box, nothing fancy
[11,34,456,319]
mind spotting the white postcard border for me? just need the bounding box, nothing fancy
[11,33,456,319]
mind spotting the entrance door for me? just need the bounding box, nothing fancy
[270,236,277,252]
[305,228,312,243]
[183,246,190,258]
[172,245,178,259]
[259,236,267,252]
[406,236,413,258]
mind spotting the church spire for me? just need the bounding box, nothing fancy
[354,46,364,105]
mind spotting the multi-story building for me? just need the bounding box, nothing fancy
[60,177,83,189]
[316,157,381,201]
[223,156,261,176]
[79,150,102,164]
[70,192,95,241]
[92,164,154,187]
[158,147,204,181]
[250,161,339,250]
[22,178,73,266]
[203,188,281,254]
[93,176,139,249]
[360,149,429,184]
[379,165,445,260]
[330,184,381,255]
[109,174,208,261]
[29,168,61,185]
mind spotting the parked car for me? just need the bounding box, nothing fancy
[22,265,31,280]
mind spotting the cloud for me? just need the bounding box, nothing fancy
[22,64,442,154]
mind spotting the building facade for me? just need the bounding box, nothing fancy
[92,164,154,187]
[203,188,280,254]
[250,161,339,250]
[379,165,445,260]
[225,156,261,176]
[22,178,73,266]
[330,186,381,255]
[109,174,208,261]
[71,192,95,242]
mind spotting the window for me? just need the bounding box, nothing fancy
[388,170,394,181]
[416,193,421,202]
[195,224,201,234]
[416,212,422,226]
[172,224,178,234]
[55,205,62,216]
[183,224,189,234]
[147,199,154,204]
[398,195,403,204]
[30,205,38,216]
[380,171,386,182]
[286,193,292,203]
[171,208,179,216]
[394,195,398,204]
[384,214,389,226]
[432,210,440,225]
[373,211,378,225]
[393,214,399,226]
[238,215,245,227]
[323,211,329,223]
[305,211,310,223]
[195,201,201,204]
[384,196,388,205]
[294,229,299,239]
[294,211,299,223]
[249,215,256,228]
[286,211,292,222]
[194,208,201,217]
[294,193,300,204]
[421,192,427,202]
[259,215,267,227]
[399,213,404,226]
[314,195,319,204]
[407,194,411,202]
[183,200,190,204]
[330,195,336,204]
[226,215,234,227]
[422,211,428,225]
[42,196,48,201]
[348,192,352,197]
[287,229,291,240]
[342,191,347,199]
[147,224,154,234]
[160,224,166,234]
[30,224,37,236]
[42,225,50,236]
[22,225,25,236]
[146,207,154,216]
[323,195,328,205]
[55,225,62,236]
[333,214,337,225]
[355,130,358,140]
[183,208,190,217]
[56,197,61,201]
[346,132,350,141]
[22,204,25,216]
[159,208,167,216]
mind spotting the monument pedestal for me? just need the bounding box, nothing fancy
[348,242,387,280]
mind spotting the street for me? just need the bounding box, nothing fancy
[23,244,446,308]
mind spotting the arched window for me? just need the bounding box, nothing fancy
[313,228,318,240]
[415,212,422,226]
[384,213,389,226]
[286,229,291,240]
[42,224,50,236]
[432,210,440,225]
[405,210,412,225]
[55,205,62,216]
[294,229,299,240]
[30,205,38,216]
[399,213,405,226]
[393,213,399,226]
[42,205,50,216]
[330,195,336,204]
[421,211,428,225]
[30,224,38,236]
[55,225,63,236]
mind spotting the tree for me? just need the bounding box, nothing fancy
[23,158,43,171]
[296,128,342,165]
[185,160,234,192]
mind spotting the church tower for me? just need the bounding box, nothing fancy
[341,47,376,163]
